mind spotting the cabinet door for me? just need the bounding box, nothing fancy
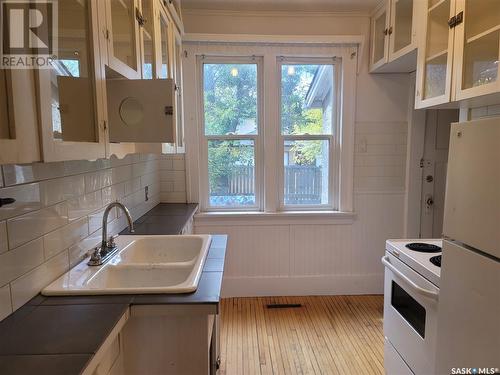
[0,70,40,164]
[37,0,107,162]
[105,0,141,79]
[389,0,416,61]
[156,9,171,79]
[370,3,390,71]
[107,79,174,143]
[453,0,500,101]
[415,0,456,109]
[139,0,156,79]
[173,27,185,153]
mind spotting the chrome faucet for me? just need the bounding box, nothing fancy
[88,202,135,266]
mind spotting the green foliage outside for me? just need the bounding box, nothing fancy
[204,63,324,196]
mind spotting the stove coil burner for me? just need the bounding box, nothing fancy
[405,242,442,253]
[430,255,442,267]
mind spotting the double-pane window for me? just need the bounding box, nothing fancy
[202,59,261,209]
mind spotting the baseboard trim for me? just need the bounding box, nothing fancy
[221,274,384,297]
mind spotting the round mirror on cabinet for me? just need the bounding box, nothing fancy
[119,97,144,126]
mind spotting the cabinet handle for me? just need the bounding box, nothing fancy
[388,26,393,35]
[383,28,388,35]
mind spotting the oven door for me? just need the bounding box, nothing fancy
[382,252,439,375]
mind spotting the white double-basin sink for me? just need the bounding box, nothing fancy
[42,235,212,296]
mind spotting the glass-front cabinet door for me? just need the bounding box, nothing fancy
[370,4,390,70]
[139,0,155,79]
[453,0,500,100]
[389,0,415,60]
[157,9,171,79]
[173,28,185,152]
[0,70,40,164]
[37,0,107,161]
[415,0,455,109]
[105,0,141,78]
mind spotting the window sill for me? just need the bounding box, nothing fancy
[194,210,356,226]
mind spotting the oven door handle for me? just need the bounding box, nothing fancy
[382,256,439,300]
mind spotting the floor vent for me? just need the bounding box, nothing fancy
[266,303,302,309]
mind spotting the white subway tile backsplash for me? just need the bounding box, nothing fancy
[68,229,101,268]
[63,160,96,176]
[0,238,44,286]
[124,177,141,196]
[160,181,174,193]
[159,154,187,204]
[0,183,42,221]
[2,162,65,186]
[39,178,65,206]
[43,217,89,260]
[160,191,187,203]
[159,158,173,170]
[85,169,113,193]
[61,175,86,200]
[67,191,102,221]
[0,284,12,321]
[0,221,7,254]
[88,207,116,234]
[0,153,161,320]
[172,158,185,171]
[10,250,69,310]
[173,178,186,192]
[112,165,133,184]
[7,202,68,249]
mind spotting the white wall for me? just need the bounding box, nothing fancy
[183,9,412,296]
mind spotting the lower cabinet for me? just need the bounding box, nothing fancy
[87,305,220,375]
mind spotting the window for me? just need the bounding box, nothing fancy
[279,59,338,209]
[201,58,262,210]
[193,44,355,213]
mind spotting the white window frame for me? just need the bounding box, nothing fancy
[198,55,264,212]
[277,57,341,211]
[184,39,358,215]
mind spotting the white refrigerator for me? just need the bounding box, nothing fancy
[436,117,500,374]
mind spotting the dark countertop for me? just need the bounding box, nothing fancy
[0,203,227,375]
[120,203,199,235]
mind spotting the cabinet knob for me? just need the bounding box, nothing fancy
[383,28,388,35]
[388,26,393,35]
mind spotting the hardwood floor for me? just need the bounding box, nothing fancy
[219,295,384,375]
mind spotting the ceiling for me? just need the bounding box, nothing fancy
[181,0,380,13]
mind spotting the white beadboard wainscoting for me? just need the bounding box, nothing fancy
[195,191,405,297]
[0,154,162,321]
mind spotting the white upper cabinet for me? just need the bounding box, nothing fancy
[104,0,142,79]
[453,0,500,101]
[415,0,455,108]
[172,27,185,153]
[37,0,108,162]
[140,0,157,79]
[370,0,419,73]
[0,70,40,165]
[415,0,500,109]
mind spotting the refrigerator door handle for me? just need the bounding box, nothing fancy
[382,256,439,300]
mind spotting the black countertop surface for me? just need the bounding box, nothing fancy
[120,203,199,235]
[0,203,227,375]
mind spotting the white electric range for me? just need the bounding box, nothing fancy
[382,239,442,375]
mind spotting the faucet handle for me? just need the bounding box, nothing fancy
[90,247,102,262]
[107,235,118,249]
